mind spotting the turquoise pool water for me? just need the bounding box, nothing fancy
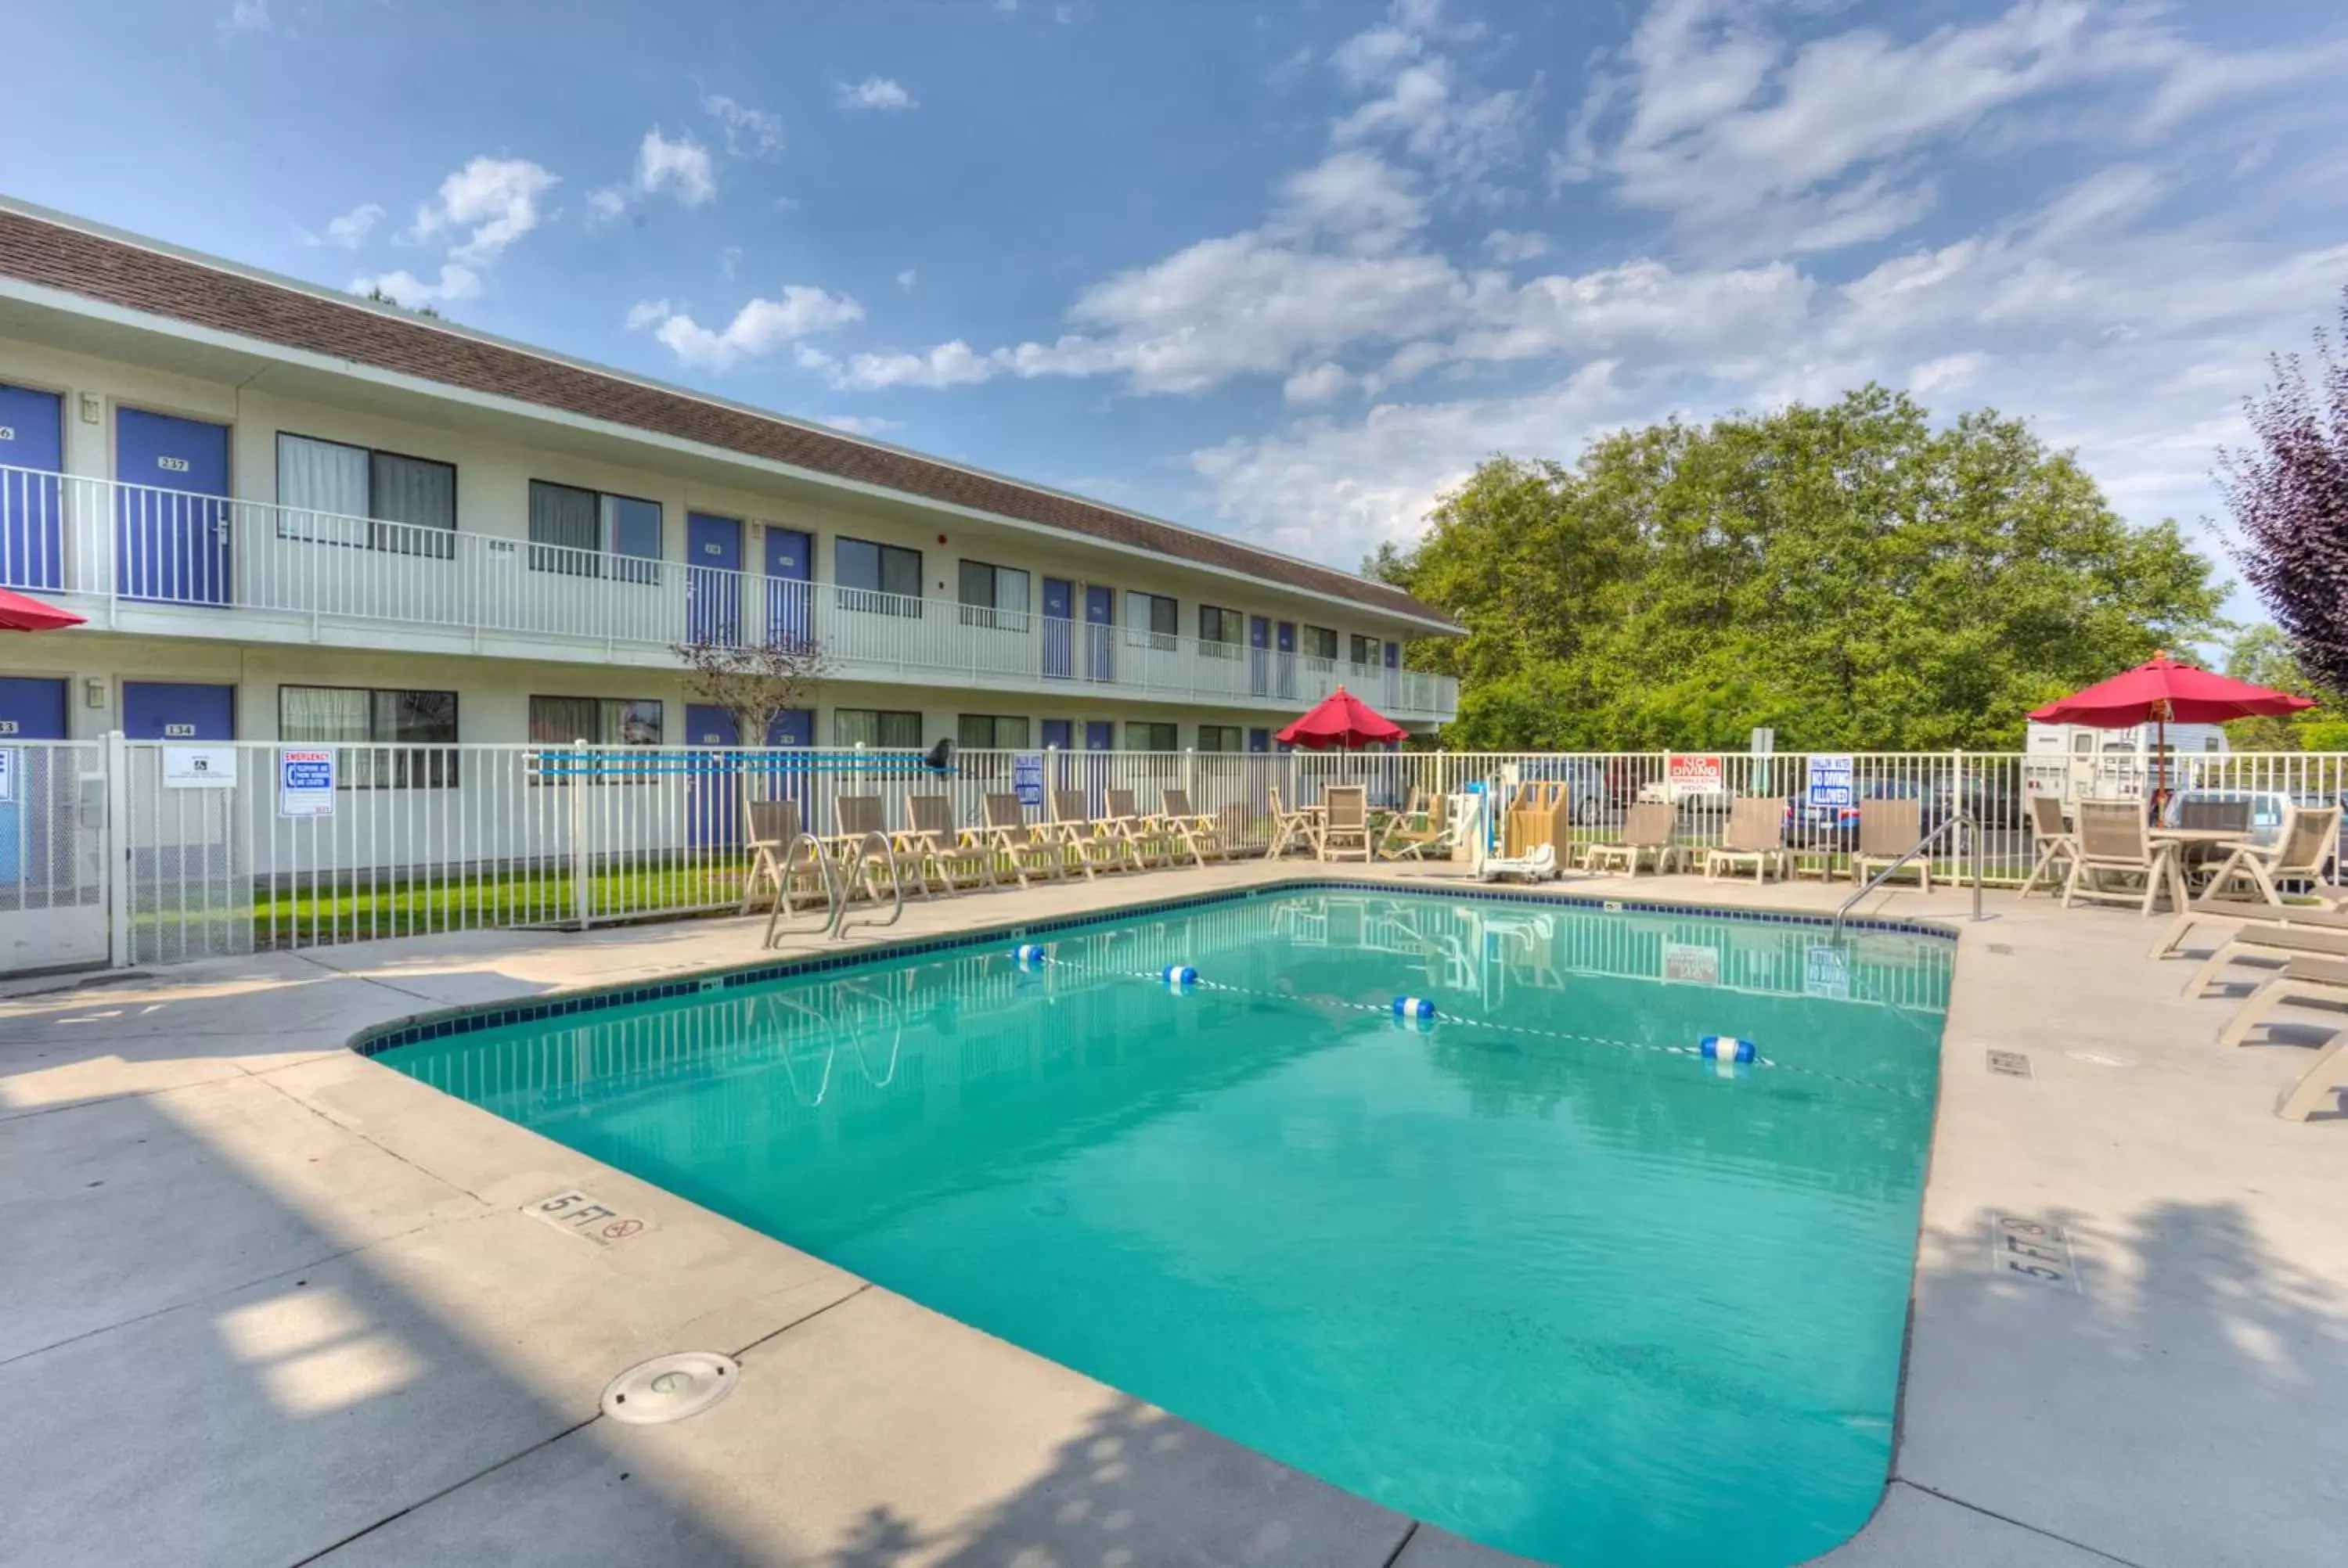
[377,888,1949,1565]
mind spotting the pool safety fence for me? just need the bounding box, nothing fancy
[5,736,2343,973]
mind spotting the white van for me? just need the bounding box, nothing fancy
[2022,721,2229,809]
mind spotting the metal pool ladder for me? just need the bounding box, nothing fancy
[833,831,906,940]
[763,833,841,947]
[1832,808,1985,937]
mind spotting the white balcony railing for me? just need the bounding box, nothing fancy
[0,466,1458,721]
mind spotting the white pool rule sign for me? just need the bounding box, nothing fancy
[279,748,336,818]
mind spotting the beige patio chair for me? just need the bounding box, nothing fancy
[1379,793,1451,859]
[1703,797,1788,883]
[1587,801,1679,876]
[2177,922,2348,999]
[1049,789,1134,879]
[979,793,1064,889]
[738,795,805,914]
[2017,794,2079,897]
[2200,805,2346,908]
[1104,786,1175,868]
[1851,797,1929,891]
[829,794,888,860]
[2215,955,2348,1120]
[1266,786,1320,859]
[1317,785,1372,862]
[896,793,996,897]
[2062,801,2179,917]
[2150,890,2348,962]
[1159,787,1230,866]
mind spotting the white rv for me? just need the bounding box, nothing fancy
[2022,720,2229,808]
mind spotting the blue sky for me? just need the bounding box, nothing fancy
[8,0,2347,620]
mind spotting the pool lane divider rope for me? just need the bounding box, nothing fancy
[1007,948,1925,1101]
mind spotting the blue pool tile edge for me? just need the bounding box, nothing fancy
[349,878,1958,1058]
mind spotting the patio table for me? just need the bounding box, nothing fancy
[2148,826,2254,910]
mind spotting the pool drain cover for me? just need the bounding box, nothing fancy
[601,1352,740,1426]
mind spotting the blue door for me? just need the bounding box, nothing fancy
[0,677,69,886]
[1249,616,1271,698]
[1275,621,1296,699]
[1248,728,1270,753]
[123,682,234,739]
[0,384,64,589]
[685,703,741,849]
[1040,718,1072,750]
[1083,585,1114,682]
[1384,639,1402,707]
[764,528,812,643]
[1042,578,1074,679]
[686,513,743,646]
[1083,721,1113,751]
[117,409,231,605]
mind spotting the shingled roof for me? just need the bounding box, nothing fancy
[0,203,1455,630]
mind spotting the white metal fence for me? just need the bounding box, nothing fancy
[11,736,2345,975]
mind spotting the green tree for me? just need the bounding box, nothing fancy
[2224,624,2339,751]
[1372,387,2224,750]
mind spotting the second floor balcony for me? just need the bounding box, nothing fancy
[0,466,1460,723]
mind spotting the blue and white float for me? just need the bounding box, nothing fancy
[1162,964,1198,991]
[1698,1034,1756,1063]
[1392,996,1438,1021]
[1013,943,1048,969]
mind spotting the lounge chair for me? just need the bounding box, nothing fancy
[1158,787,1230,866]
[978,793,1064,889]
[2150,890,2348,961]
[896,793,996,897]
[1380,793,1453,859]
[1851,797,1929,890]
[1588,802,1679,876]
[1703,797,1788,883]
[2062,801,2179,917]
[2200,805,2345,908]
[1103,787,1175,868]
[1266,786,1320,859]
[1481,842,1560,883]
[1049,789,1134,879]
[2178,922,2348,999]
[1317,785,1372,862]
[2215,955,2348,1120]
[2017,794,2079,897]
[738,796,805,914]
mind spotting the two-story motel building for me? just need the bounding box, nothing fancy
[0,200,1459,760]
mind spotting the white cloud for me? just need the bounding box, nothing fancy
[1909,351,1988,396]
[1483,228,1549,264]
[629,288,865,372]
[223,0,268,31]
[1271,151,1426,253]
[838,340,998,390]
[719,246,743,280]
[837,77,917,112]
[701,93,784,159]
[407,156,559,267]
[896,268,918,290]
[635,128,716,206]
[352,265,481,308]
[819,414,902,437]
[307,202,385,249]
[1284,362,1353,405]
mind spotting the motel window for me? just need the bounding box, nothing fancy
[529,696,663,746]
[1197,605,1245,653]
[277,433,456,556]
[834,708,925,749]
[957,560,1031,631]
[1302,625,1339,662]
[1349,634,1381,667]
[956,714,1032,750]
[1195,725,1243,753]
[836,537,924,612]
[279,685,459,788]
[528,480,661,581]
[1125,591,1179,650]
[1125,721,1177,751]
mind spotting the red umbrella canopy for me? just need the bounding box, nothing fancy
[1276,685,1406,750]
[0,587,86,632]
[2028,651,2313,727]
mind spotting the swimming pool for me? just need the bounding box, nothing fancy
[373,886,1950,1565]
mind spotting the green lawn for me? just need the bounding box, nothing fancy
[250,862,745,946]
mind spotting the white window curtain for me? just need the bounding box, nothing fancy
[277,435,369,545]
[995,567,1029,620]
[280,685,372,743]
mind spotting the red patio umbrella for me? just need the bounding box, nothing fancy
[2028,650,2311,811]
[1276,685,1406,750]
[0,587,85,632]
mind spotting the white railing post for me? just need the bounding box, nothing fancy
[569,739,592,929]
[104,729,131,968]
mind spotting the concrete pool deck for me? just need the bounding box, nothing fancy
[2,862,2342,1566]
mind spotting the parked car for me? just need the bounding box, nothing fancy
[1513,757,1610,820]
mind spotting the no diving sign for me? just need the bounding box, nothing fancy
[279,748,336,818]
